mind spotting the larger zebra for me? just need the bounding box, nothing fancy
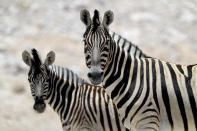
[80,9,197,131]
[22,49,129,131]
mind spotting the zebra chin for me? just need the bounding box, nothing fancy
[33,102,46,113]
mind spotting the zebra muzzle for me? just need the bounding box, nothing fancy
[33,97,46,113]
[87,71,104,85]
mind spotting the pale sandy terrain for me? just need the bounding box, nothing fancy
[1,0,197,130]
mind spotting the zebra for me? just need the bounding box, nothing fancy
[22,49,129,131]
[80,9,197,131]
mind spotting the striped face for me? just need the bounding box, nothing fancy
[22,49,55,113]
[28,65,49,113]
[83,26,111,85]
[80,9,114,85]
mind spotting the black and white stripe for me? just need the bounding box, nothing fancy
[104,42,197,130]
[108,30,148,58]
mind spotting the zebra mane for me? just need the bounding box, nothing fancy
[31,49,42,66]
[92,9,100,31]
[31,49,43,75]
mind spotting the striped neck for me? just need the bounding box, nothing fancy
[103,30,148,92]
[109,30,148,58]
[45,65,84,120]
[103,38,130,93]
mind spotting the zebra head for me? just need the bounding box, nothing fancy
[80,9,114,85]
[22,49,55,113]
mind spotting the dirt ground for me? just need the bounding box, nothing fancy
[1,0,197,130]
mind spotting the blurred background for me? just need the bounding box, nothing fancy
[1,0,197,130]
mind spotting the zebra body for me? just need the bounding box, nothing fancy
[80,9,197,131]
[104,46,197,130]
[22,49,129,131]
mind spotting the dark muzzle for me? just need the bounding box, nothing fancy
[33,96,46,113]
[87,71,104,85]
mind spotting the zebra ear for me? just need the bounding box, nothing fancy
[102,10,114,28]
[45,51,55,66]
[80,9,92,27]
[22,50,32,66]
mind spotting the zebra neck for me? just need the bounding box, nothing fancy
[109,30,147,58]
[107,37,123,68]
[45,65,83,120]
[103,40,134,95]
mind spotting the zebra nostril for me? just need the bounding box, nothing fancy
[87,73,92,78]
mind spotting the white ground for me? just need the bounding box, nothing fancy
[1,0,197,130]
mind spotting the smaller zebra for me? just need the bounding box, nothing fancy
[22,49,129,131]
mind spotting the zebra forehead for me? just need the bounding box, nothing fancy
[89,29,106,40]
[29,66,40,77]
